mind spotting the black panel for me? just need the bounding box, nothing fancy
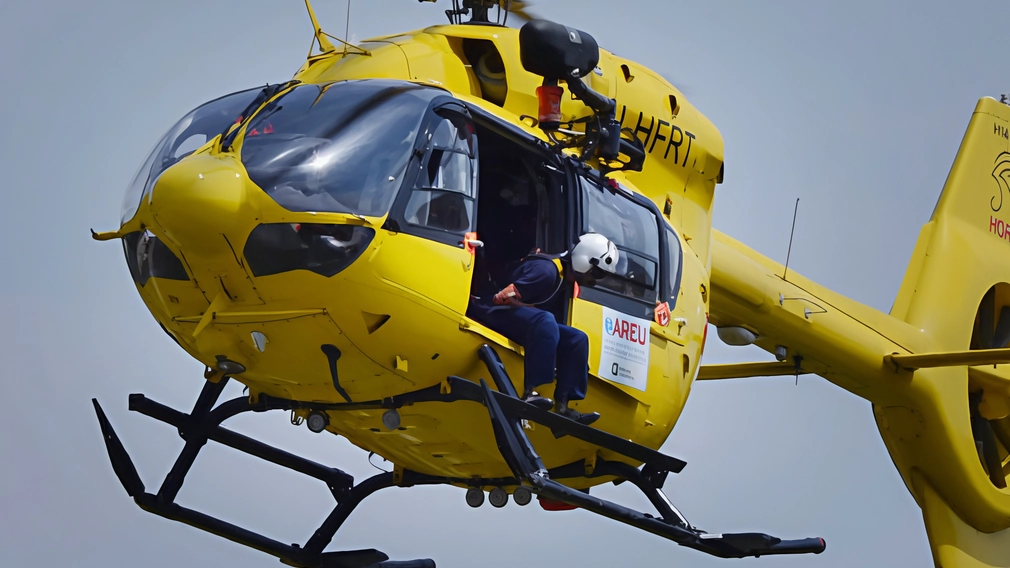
[244,224,375,278]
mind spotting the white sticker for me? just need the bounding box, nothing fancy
[599,306,651,391]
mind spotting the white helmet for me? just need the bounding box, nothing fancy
[571,233,619,274]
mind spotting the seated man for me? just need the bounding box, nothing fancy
[468,233,620,426]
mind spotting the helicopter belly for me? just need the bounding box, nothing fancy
[128,248,632,480]
[128,227,698,481]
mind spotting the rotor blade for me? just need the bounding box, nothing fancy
[994,306,1010,348]
[981,288,996,349]
[976,414,1007,488]
[504,0,539,22]
[92,399,146,497]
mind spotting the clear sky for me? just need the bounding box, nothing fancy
[2,1,1007,566]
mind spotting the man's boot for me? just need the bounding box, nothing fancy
[554,395,600,426]
[521,389,554,411]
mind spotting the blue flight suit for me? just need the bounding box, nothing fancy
[468,256,590,401]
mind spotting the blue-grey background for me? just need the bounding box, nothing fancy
[2,1,1004,566]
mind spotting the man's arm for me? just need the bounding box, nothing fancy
[493,257,559,306]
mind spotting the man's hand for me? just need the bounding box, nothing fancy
[493,283,524,306]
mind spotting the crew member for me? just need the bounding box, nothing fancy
[468,233,619,425]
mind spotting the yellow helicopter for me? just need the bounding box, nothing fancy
[90,2,1010,567]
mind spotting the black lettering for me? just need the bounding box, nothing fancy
[618,105,628,128]
[997,123,1001,136]
[683,131,696,167]
[633,112,655,148]
[665,125,683,162]
[650,119,670,154]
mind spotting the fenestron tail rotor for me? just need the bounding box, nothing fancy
[970,286,1010,489]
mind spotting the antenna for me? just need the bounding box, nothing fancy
[783,198,799,280]
[344,0,352,56]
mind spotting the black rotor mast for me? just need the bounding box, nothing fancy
[423,0,510,25]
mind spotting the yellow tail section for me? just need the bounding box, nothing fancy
[709,98,1010,567]
[884,98,1010,567]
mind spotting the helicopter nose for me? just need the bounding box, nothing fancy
[148,155,257,257]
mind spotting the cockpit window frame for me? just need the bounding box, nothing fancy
[386,99,483,247]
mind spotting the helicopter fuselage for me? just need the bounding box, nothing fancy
[115,24,723,487]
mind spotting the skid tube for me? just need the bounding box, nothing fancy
[92,344,824,566]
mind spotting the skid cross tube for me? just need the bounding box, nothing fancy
[477,344,522,397]
[128,393,355,500]
[93,379,437,568]
[479,378,548,481]
[548,459,689,528]
[156,376,229,503]
[472,344,826,559]
[473,343,687,473]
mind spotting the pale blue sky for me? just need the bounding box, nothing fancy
[3,1,1007,566]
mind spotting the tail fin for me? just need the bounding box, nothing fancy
[891,97,1010,325]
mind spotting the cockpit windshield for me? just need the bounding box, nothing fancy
[120,87,263,224]
[240,81,440,218]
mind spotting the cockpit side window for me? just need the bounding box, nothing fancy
[663,225,684,310]
[403,113,479,234]
[578,177,661,318]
